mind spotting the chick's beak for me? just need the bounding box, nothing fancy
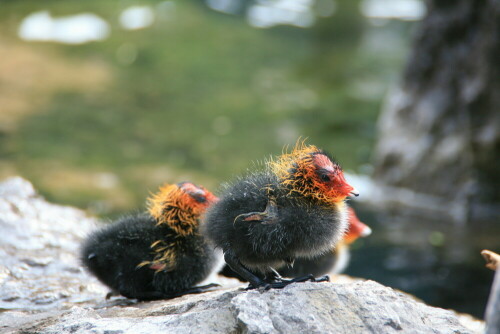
[349,187,359,197]
[360,225,372,237]
[334,172,359,198]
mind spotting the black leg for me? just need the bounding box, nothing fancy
[105,290,120,299]
[224,251,268,289]
[311,275,330,283]
[286,274,329,283]
[263,271,330,287]
[223,252,330,291]
[263,274,330,289]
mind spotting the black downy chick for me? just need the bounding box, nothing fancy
[203,143,358,289]
[221,206,371,280]
[81,182,219,300]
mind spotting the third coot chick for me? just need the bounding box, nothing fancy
[81,182,219,300]
[203,143,358,289]
[278,206,371,277]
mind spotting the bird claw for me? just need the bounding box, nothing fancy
[245,283,261,291]
[246,282,285,291]
[312,275,330,283]
[245,274,329,291]
[285,274,330,283]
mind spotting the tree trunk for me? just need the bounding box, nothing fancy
[373,0,500,223]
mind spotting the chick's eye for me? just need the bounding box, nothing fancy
[320,174,330,182]
[192,194,207,203]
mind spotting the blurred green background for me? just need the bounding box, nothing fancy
[0,0,411,217]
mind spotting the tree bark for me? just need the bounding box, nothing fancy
[374,0,500,223]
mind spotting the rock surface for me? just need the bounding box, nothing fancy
[0,177,484,333]
[0,177,107,313]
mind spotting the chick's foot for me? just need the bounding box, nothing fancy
[245,274,330,291]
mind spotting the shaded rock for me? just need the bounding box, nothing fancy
[0,177,484,333]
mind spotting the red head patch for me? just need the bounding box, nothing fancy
[179,182,219,214]
[270,143,358,204]
[344,207,371,244]
[310,153,357,202]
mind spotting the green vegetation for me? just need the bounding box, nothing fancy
[0,0,411,218]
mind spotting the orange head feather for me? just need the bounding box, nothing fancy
[140,182,218,272]
[147,182,218,235]
[270,142,357,205]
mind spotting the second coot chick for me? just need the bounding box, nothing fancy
[219,206,371,281]
[278,207,371,277]
[203,143,358,289]
[81,182,219,300]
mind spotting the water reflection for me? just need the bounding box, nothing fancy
[360,0,426,22]
[347,204,498,318]
[206,0,337,28]
[247,0,317,28]
[17,3,176,45]
[18,11,109,44]
[206,0,424,28]
[206,0,243,14]
[119,6,155,30]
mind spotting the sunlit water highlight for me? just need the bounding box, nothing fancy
[18,11,109,44]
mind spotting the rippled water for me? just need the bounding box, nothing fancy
[346,204,499,319]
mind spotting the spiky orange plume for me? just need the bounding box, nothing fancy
[140,182,217,272]
[269,140,320,180]
[147,183,216,235]
[269,142,353,205]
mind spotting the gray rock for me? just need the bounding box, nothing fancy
[0,177,108,314]
[0,177,484,334]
